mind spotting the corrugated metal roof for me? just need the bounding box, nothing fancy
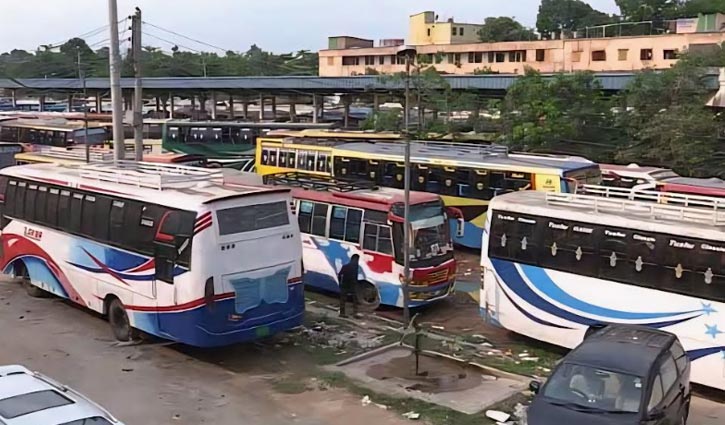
[1,72,713,93]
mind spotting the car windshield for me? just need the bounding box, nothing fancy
[543,363,643,414]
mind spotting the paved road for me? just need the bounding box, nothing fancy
[0,280,408,425]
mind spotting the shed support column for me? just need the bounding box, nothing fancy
[190,96,196,111]
[95,92,102,113]
[10,89,17,109]
[39,95,46,112]
[169,95,175,119]
[271,96,277,119]
[289,101,297,122]
[210,91,217,120]
[155,96,161,112]
[373,94,380,112]
[259,94,265,121]
[242,101,249,119]
[312,95,319,124]
[343,96,351,128]
[67,94,74,112]
[228,96,235,119]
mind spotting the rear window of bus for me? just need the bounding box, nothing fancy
[217,201,290,235]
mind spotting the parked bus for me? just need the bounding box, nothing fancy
[161,121,336,161]
[599,163,679,189]
[0,119,108,148]
[657,177,725,198]
[481,189,725,390]
[0,162,303,347]
[258,173,460,308]
[256,138,601,249]
[15,147,207,168]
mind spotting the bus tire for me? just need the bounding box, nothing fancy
[16,262,47,298]
[356,281,381,312]
[107,298,138,342]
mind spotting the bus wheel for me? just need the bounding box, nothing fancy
[107,298,138,342]
[356,281,381,312]
[17,263,46,298]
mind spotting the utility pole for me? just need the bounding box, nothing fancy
[398,46,416,325]
[131,7,143,161]
[108,0,124,160]
[77,49,90,163]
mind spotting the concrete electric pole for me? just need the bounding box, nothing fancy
[108,0,125,160]
[131,7,144,161]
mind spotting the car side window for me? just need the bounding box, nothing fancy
[669,341,688,373]
[648,374,664,411]
[660,355,678,394]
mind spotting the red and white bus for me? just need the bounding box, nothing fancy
[258,173,461,308]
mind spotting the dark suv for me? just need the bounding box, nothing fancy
[528,325,691,425]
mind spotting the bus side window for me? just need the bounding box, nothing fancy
[306,151,316,171]
[297,201,314,233]
[363,223,393,255]
[488,211,513,259]
[333,157,347,177]
[4,180,16,218]
[490,172,506,192]
[15,182,27,220]
[506,172,532,191]
[311,203,328,236]
[368,160,381,184]
[46,188,60,228]
[261,148,270,165]
[382,161,397,188]
[109,200,126,243]
[511,216,539,264]
[317,153,329,173]
[24,185,38,223]
[287,151,297,169]
[278,150,288,167]
[457,168,471,197]
[661,236,698,295]
[35,186,48,225]
[471,170,494,200]
[297,151,307,170]
[695,241,725,300]
[80,195,97,237]
[598,227,631,283]
[413,165,428,192]
[628,231,661,289]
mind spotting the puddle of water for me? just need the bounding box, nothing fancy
[366,352,482,393]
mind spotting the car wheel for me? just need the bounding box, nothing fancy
[108,298,138,342]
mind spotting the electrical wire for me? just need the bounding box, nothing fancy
[142,21,228,53]
[141,31,203,53]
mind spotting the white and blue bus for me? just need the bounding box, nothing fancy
[0,162,303,347]
[481,190,725,390]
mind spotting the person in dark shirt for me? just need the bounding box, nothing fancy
[337,254,360,317]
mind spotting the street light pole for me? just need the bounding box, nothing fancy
[399,46,415,325]
[77,49,90,164]
[108,0,125,161]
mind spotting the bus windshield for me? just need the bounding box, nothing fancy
[217,201,290,235]
[412,216,452,261]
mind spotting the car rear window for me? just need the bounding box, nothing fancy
[0,390,73,418]
[61,417,114,425]
[217,201,289,235]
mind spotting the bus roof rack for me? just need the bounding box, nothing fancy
[546,191,725,226]
[577,184,725,210]
[77,160,223,190]
[264,172,376,192]
[34,146,114,162]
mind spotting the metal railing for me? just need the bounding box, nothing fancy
[78,160,223,190]
[578,184,725,210]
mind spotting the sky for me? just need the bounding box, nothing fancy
[1,0,620,54]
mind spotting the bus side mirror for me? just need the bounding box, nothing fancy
[456,217,464,238]
[529,380,541,394]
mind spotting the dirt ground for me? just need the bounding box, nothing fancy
[0,280,410,425]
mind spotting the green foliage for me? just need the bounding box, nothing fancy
[502,69,614,155]
[477,17,537,42]
[537,0,613,38]
[0,39,318,78]
[360,110,401,132]
[615,0,683,21]
[473,66,499,75]
[680,0,725,15]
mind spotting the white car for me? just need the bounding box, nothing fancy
[0,365,123,425]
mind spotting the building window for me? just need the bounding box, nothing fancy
[379,55,385,65]
[571,51,582,62]
[364,56,375,66]
[494,52,506,63]
[460,27,465,36]
[664,49,679,60]
[434,53,443,64]
[451,27,457,36]
[454,53,461,64]
[447,53,455,63]
[509,50,526,62]
[592,50,607,61]
[618,49,628,61]
[536,49,545,62]
[640,49,653,60]
[396,55,406,65]
[342,56,360,66]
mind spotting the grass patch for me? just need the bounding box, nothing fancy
[270,377,310,394]
[318,371,499,425]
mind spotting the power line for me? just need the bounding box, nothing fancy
[142,20,229,53]
[142,31,203,53]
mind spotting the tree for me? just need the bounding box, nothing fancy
[478,17,537,42]
[615,0,684,21]
[680,0,725,16]
[537,0,613,38]
[615,61,720,176]
[501,68,616,156]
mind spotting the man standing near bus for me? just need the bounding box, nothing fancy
[338,254,361,317]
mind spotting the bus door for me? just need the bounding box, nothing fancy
[153,210,194,302]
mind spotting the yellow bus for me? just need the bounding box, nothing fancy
[256,137,601,249]
[15,147,206,167]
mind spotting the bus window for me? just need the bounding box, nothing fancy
[628,231,660,288]
[471,170,494,200]
[24,185,37,222]
[317,153,329,173]
[4,181,16,217]
[298,201,314,233]
[506,172,532,191]
[287,151,297,169]
[430,167,457,196]
[457,168,472,197]
[490,172,506,192]
[510,215,539,264]
[297,151,307,170]
[58,190,71,229]
[269,149,278,167]
[15,181,26,218]
[92,196,112,240]
[363,223,393,255]
[70,193,83,233]
[305,151,316,171]
[278,150,288,167]
[695,241,725,299]
[311,203,328,236]
[81,195,97,237]
[368,160,381,184]
[661,236,698,295]
[413,165,428,192]
[329,206,363,243]
[46,188,59,227]
[109,200,126,243]
[35,186,48,225]
[598,227,631,283]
